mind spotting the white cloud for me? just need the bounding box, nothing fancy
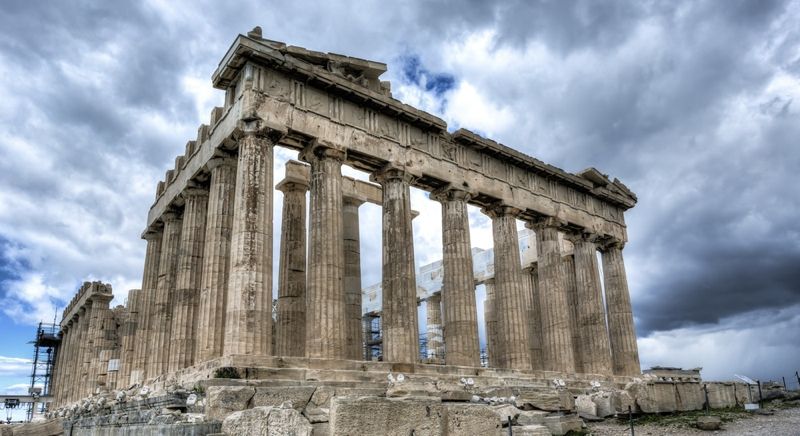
[0,356,32,378]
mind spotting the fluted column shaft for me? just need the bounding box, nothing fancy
[434,188,480,367]
[561,255,583,373]
[531,219,576,373]
[80,302,96,398]
[525,265,544,370]
[92,298,114,392]
[483,279,499,367]
[374,167,419,363]
[54,323,71,405]
[486,206,530,370]
[426,294,444,360]
[304,146,347,358]
[343,196,365,360]
[275,180,308,357]
[63,317,80,403]
[118,289,141,388]
[572,235,613,374]
[147,213,182,376]
[169,188,209,372]
[131,231,162,384]
[601,241,641,376]
[224,133,275,356]
[196,157,237,362]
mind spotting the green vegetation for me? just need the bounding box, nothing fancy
[213,367,241,379]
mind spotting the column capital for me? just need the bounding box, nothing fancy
[429,185,473,203]
[599,236,626,251]
[238,120,287,143]
[299,140,346,163]
[525,215,567,230]
[370,164,416,185]
[161,211,182,223]
[564,230,601,244]
[142,229,163,241]
[180,186,209,200]
[206,155,237,171]
[481,203,522,219]
[276,180,309,193]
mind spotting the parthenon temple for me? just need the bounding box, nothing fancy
[41,28,745,436]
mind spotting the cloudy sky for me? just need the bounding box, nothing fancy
[1,0,799,400]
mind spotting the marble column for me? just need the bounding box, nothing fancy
[118,289,141,388]
[426,293,444,361]
[196,157,237,362]
[483,279,499,367]
[54,322,71,404]
[373,166,419,364]
[303,145,347,359]
[601,239,641,376]
[561,255,583,373]
[79,302,96,398]
[91,297,114,392]
[343,195,365,360]
[530,218,576,373]
[224,132,275,356]
[571,233,613,375]
[147,212,182,376]
[62,316,79,403]
[485,205,531,370]
[524,264,544,371]
[275,177,308,357]
[432,187,480,367]
[131,230,162,384]
[169,188,209,372]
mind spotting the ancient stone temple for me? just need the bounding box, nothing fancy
[40,28,749,436]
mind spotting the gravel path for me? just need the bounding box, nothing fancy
[586,407,800,435]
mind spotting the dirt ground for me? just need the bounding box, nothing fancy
[585,405,800,435]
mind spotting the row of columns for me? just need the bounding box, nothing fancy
[52,283,115,406]
[111,129,638,396]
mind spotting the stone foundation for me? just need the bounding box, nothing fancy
[43,357,758,435]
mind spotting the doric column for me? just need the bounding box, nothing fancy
[196,157,237,362]
[79,303,95,398]
[426,293,444,361]
[529,218,576,373]
[275,177,308,357]
[431,187,480,367]
[147,212,182,377]
[169,187,209,372]
[303,144,347,359]
[54,322,71,405]
[118,289,141,388]
[372,166,419,364]
[91,295,114,392]
[600,239,641,376]
[62,316,79,403]
[570,233,613,375]
[131,230,162,384]
[484,205,530,370]
[343,194,365,360]
[524,264,544,371]
[224,132,275,356]
[483,279,499,367]
[561,254,583,373]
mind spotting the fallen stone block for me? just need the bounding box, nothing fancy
[443,403,501,435]
[543,414,583,436]
[696,415,721,431]
[206,386,255,421]
[330,396,443,436]
[513,424,551,436]
[492,404,522,425]
[516,410,549,426]
[221,406,312,436]
[575,394,597,416]
[252,386,316,410]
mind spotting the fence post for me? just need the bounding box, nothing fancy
[628,405,635,436]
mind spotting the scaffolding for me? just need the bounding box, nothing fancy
[26,322,60,421]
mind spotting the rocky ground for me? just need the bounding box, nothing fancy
[586,403,800,435]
